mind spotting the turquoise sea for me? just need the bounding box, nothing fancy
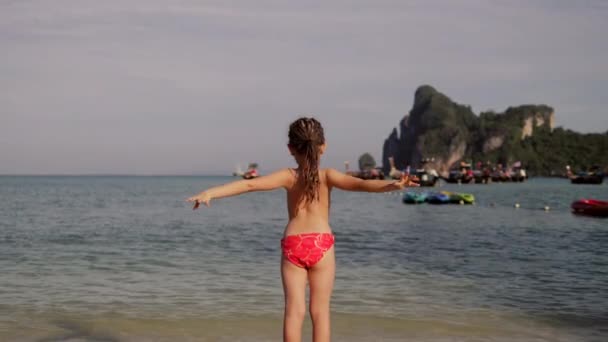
[0,176,606,341]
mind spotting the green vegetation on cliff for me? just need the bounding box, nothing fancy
[516,128,608,175]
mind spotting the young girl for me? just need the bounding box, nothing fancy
[187,117,418,342]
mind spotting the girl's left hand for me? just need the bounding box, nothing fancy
[186,192,211,210]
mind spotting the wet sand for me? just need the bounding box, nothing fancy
[1,310,592,342]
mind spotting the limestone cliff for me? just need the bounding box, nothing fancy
[382,85,556,177]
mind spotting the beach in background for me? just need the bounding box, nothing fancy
[1,176,606,341]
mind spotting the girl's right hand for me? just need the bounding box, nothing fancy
[186,192,211,210]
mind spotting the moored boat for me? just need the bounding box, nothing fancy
[242,163,259,179]
[571,199,608,217]
[509,169,527,182]
[354,168,385,180]
[566,165,603,184]
[415,169,439,187]
[570,173,604,184]
[445,170,474,184]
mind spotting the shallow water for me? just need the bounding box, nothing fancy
[1,176,606,341]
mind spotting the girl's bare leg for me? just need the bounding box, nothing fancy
[308,247,335,342]
[282,257,308,342]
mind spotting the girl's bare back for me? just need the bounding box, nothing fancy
[284,168,331,236]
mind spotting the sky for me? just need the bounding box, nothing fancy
[2,0,607,175]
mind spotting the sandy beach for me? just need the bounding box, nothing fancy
[1,310,593,342]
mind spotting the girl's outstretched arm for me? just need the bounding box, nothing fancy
[186,169,292,209]
[326,168,418,193]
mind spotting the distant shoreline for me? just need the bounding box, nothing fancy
[0,174,579,180]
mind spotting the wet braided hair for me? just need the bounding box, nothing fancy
[288,117,325,204]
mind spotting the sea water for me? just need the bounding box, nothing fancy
[0,176,606,341]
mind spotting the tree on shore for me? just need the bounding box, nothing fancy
[358,153,376,171]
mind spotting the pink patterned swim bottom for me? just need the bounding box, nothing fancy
[281,233,335,269]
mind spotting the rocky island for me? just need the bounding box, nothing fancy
[382,85,608,177]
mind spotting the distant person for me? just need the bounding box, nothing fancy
[565,165,574,178]
[370,168,379,178]
[186,117,419,342]
[482,162,491,181]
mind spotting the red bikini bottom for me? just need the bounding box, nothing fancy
[281,233,335,269]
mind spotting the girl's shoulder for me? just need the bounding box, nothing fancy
[320,168,340,183]
[319,168,333,176]
[322,168,343,176]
